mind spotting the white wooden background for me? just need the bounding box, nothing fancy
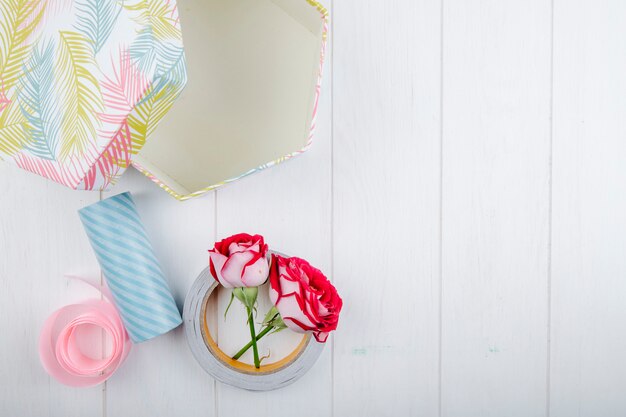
[2,0,626,416]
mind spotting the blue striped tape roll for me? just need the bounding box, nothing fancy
[79,192,182,343]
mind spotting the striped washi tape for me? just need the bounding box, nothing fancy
[183,266,325,391]
[79,192,182,343]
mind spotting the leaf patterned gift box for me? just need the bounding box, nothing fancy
[0,0,187,190]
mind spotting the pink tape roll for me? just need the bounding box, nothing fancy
[39,281,131,387]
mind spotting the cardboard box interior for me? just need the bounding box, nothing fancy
[133,0,325,198]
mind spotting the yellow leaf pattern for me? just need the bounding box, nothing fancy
[124,0,181,41]
[0,0,45,92]
[0,93,30,156]
[56,31,103,160]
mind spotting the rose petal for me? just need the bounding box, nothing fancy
[282,316,317,333]
[314,332,329,343]
[209,252,233,287]
[318,299,330,316]
[229,241,251,254]
[268,254,342,341]
[241,257,269,287]
[269,254,282,303]
[278,265,302,296]
[221,251,254,287]
[276,295,315,330]
[269,289,279,307]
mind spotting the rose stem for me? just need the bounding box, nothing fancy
[232,325,273,360]
[246,306,261,368]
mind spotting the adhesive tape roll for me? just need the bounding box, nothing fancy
[183,266,325,391]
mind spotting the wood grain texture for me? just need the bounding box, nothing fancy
[332,0,441,416]
[550,1,626,416]
[3,1,626,416]
[441,1,552,416]
[0,164,102,417]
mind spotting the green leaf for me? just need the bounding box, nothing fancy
[262,306,288,332]
[223,291,235,320]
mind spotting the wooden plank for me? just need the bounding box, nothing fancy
[6,2,626,416]
[550,1,626,416]
[441,1,551,415]
[332,0,442,416]
[214,3,333,415]
[0,165,102,417]
[104,169,216,417]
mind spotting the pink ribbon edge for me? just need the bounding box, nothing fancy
[39,276,132,387]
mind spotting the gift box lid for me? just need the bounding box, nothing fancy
[0,0,187,190]
[132,0,328,200]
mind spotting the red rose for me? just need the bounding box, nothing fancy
[209,233,269,288]
[268,254,342,342]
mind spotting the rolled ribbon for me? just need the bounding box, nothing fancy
[78,192,182,343]
[39,279,131,387]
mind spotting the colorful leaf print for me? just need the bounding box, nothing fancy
[13,152,84,186]
[81,119,132,190]
[136,40,185,104]
[0,90,29,156]
[117,0,186,151]
[18,41,61,160]
[56,30,104,161]
[126,0,182,72]
[128,26,158,72]
[155,39,185,81]
[127,84,167,152]
[0,85,9,114]
[75,0,122,55]
[0,0,45,92]
[125,0,180,41]
[95,47,150,177]
[0,0,187,190]
[127,70,184,153]
[101,48,150,116]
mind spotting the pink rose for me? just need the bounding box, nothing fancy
[209,233,269,288]
[269,254,343,342]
